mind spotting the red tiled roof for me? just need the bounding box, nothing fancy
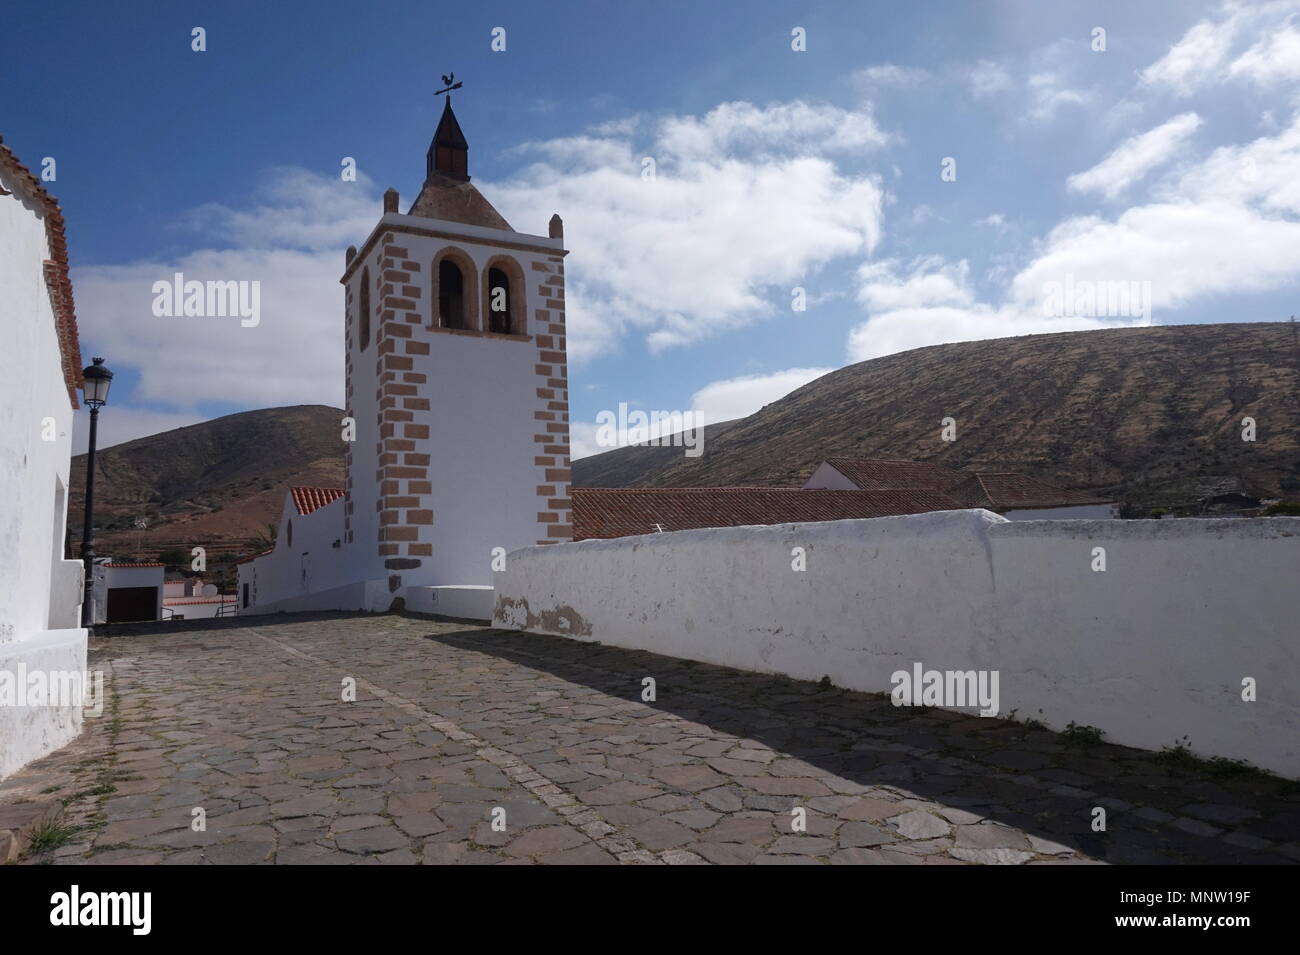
[822,457,964,492]
[290,486,345,515]
[105,562,165,568]
[571,487,961,540]
[406,172,514,231]
[0,137,83,408]
[946,472,1111,510]
[234,549,273,566]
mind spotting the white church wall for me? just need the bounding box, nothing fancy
[493,511,1300,777]
[0,163,86,778]
[404,584,494,620]
[405,322,548,585]
[238,581,368,617]
[0,627,88,778]
[342,257,380,590]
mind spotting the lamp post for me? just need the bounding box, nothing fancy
[79,357,113,628]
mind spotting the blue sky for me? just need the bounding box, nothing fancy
[5,0,1299,455]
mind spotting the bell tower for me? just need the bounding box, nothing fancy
[339,92,571,610]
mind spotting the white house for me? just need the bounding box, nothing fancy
[0,139,88,778]
[162,575,236,620]
[90,561,165,624]
[236,485,345,612]
[239,96,571,622]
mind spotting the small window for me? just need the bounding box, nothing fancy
[358,267,371,351]
[439,259,466,329]
[286,520,293,548]
[488,267,512,334]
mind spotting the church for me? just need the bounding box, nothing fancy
[238,96,571,620]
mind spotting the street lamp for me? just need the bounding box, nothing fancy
[79,357,113,627]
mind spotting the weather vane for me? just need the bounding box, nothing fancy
[436,73,463,98]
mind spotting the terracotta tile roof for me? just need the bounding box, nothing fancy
[819,457,1112,512]
[946,472,1111,510]
[104,562,165,568]
[571,487,961,540]
[290,486,345,515]
[0,136,83,408]
[234,549,273,566]
[407,172,513,231]
[822,457,964,492]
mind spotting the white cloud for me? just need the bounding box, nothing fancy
[1228,20,1300,87]
[73,168,358,411]
[1141,19,1239,95]
[853,64,930,89]
[1010,201,1300,313]
[1025,111,1300,314]
[488,99,887,357]
[1027,72,1092,121]
[1067,113,1203,199]
[568,421,604,462]
[179,166,379,251]
[847,301,1113,362]
[654,100,890,160]
[969,60,1012,98]
[1169,111,1300,212]
[849,104,1300,362]
[570,365,832,460]
[689,367,832,423]
[76,248,346,410]
[846,257,1115,361]
[1140,2,1300,96]
[856,257,975,312]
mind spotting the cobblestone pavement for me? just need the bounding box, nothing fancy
[3,612,1297,865]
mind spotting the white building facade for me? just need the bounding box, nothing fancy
[0,141,88,778]
[239,99,572,619]
[90,562,165,624]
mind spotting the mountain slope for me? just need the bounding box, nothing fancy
[69,405,345,556]
[571,419,743,487]
[574,323,1300,507]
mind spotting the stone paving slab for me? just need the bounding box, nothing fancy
[3,612,1296,865]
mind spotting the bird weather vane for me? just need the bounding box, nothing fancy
[436,73,463,98]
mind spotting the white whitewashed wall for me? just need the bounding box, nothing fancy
[494,510,1300,777]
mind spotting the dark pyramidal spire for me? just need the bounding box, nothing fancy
[428,97,469,181]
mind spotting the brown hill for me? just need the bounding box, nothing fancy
[573,323,1300,508]
[69,405,345,559]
